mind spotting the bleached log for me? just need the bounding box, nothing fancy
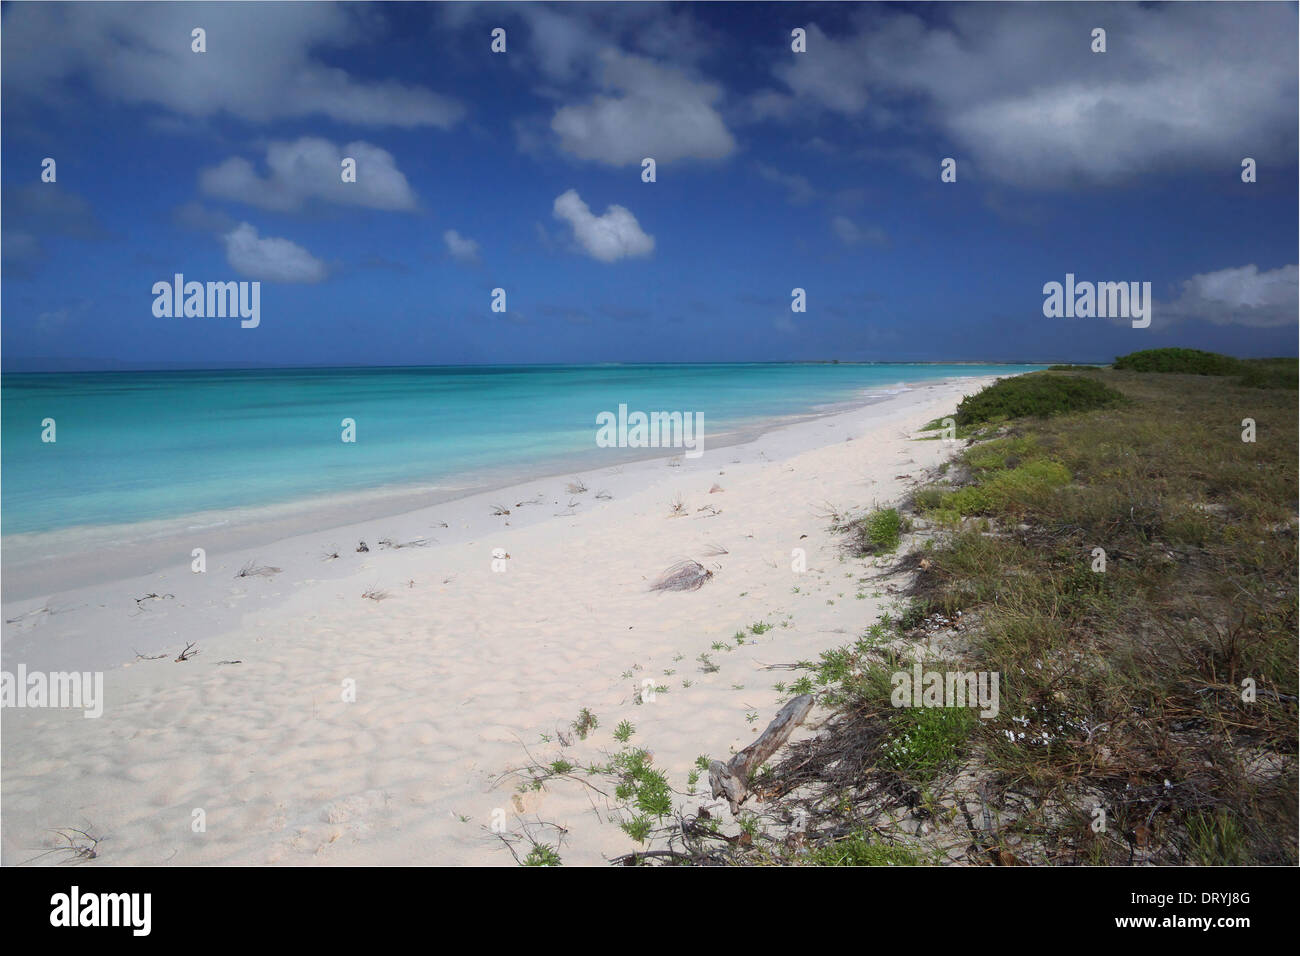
[709,694,814,814]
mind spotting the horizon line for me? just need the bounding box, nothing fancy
[0,358,1087,376]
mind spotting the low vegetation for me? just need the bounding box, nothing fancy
[769,363,1296,865]
[954,373,1125,426]
[847,506,904,555]
[1114,347,1297,389]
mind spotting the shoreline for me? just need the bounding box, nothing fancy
[2,374,1001,866]
[1,374,985,603]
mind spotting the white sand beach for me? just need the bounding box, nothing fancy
[1,376,998,866]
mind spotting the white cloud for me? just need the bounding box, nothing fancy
[1,3,463,128]
[447,3,716,83]
[761,5,1297,186]
[552,189,654,262]
[1162,264,1298,328]
[222,223,327,283]
[755,162,816,204]
[443,229,481,264]
[551,50,735,166]
[831,216,888,247]
[200,138,417,212]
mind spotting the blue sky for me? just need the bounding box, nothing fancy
[2,0,1297,371]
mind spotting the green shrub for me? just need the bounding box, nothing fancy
[851,507,903,554]
[1113,349,1296,389]
[955,374,1124,426]
[881,703,975,782]
[808,832,925,866]
[1113,348,1241,375]
[920,459,1072,520]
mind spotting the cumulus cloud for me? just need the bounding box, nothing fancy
[222,223,327,283]
[445,3,716,83]
[1,3,463,128]
[552,189,654,262]
[762,4,1297,186]
[1161,264,1298,328]
[443,229,481,264]
[200,138,418,212]
[551,50,735,165]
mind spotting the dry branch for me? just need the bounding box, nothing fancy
[709,694,814,814]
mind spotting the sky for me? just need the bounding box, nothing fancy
[2,0,1297,371]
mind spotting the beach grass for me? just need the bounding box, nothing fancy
[747,361,1297,865]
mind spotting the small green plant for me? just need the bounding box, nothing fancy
[613,720,635,743]
[880,701,975,783]
[621,816,653,843]
[807,832,924,866]
[571,708,598,741]
[1186,810,1250,865]
[522,843,562,866]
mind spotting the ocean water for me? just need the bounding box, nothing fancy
[1,363,1038,536]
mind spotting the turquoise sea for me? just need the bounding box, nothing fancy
[1,363,1039,536]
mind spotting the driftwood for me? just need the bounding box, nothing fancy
[709,694,814,814]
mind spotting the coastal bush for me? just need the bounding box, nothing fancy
[1114,349,1297,389]
[1113,347,1241,375]
[850,506,904,554]
[953,374,1124,425]
[737,367,1297,868]
[922,458,1071,521]
[906,369,1297,863]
